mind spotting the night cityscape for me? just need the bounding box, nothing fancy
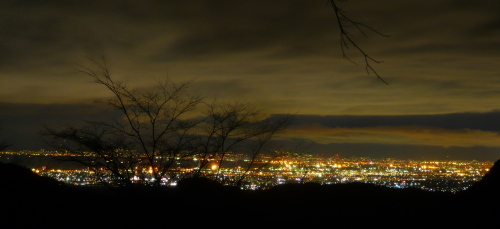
[1,150,493,193]
[1,0,499,228]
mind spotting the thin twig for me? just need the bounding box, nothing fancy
[330,0,389,85]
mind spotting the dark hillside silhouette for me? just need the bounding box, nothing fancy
[0,162,63,191]
[1,161,499,228]
[463,159,500,195]
[453,159,500,228]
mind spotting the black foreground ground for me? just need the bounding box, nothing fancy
[1,161,499,229]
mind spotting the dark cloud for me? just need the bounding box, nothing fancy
[0,103,121,150]
[0,0,337,67]
[1,1,499,159]
[150,1,337,62]
[471,18,500,38]
[273,110,500,131]
[189,79,253,100]
[309,142,500,161]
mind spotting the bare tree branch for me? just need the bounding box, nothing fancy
[45,56,291,189]
[330,0,389,85]
[45,56,205,187]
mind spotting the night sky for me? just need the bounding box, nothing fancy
[1,0,499,160]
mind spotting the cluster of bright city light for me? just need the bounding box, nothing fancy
[0,151,493,193]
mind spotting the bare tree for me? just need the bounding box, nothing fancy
[233,115,293,187]
[44,56,292,188]
[330,0,389,84]
[192,101,292,185]
[43,123,140,187]
[44,56,203,187]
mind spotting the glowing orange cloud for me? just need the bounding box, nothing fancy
[283,124,500,147]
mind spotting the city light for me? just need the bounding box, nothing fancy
[0,150,493,192]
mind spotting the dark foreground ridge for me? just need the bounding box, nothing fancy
[1,161,499,228]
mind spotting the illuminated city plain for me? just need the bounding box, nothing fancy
[0,151,493,193]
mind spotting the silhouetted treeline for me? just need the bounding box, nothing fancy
[1,161,499,228]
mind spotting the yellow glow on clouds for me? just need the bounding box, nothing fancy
[284,125,500,148]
